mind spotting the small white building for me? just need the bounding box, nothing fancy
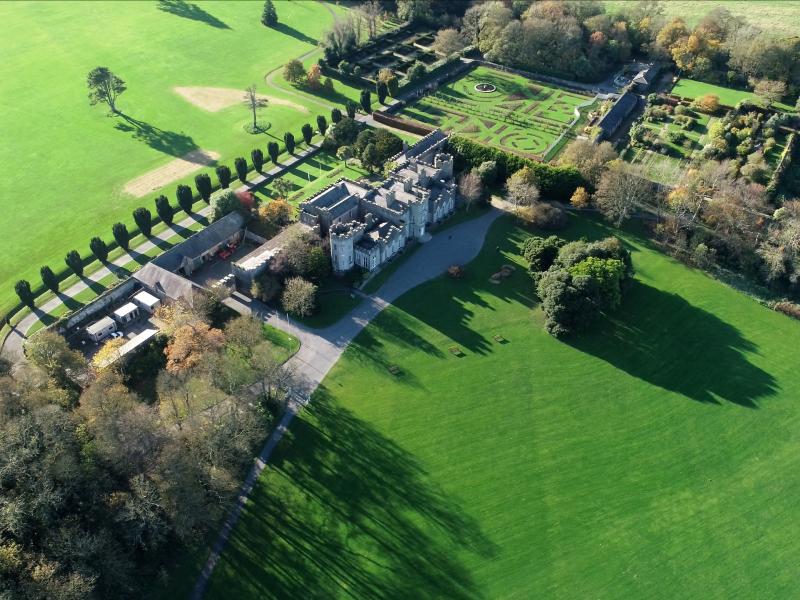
[133,290,161,314]
[113,302,139,325]
[86,316,116,342]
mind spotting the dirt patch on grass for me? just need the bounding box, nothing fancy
[123,149,220,198]
[173,86,309,114]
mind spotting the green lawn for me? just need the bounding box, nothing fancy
[0,0,354,317]
[603,1,800,37]
[673,78,795,112]
[399,66,597,161]
[198,214,800,598]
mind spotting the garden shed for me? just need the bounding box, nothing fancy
[86,316,116,342]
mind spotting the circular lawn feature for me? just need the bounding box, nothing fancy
[474,82,496,93]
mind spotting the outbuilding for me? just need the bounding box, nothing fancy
[86,316,116,342]
[133,290,161,313]
[113,302,139,325]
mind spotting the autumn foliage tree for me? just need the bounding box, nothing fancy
[165,322,225,373]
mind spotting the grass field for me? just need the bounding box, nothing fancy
[399,66,597,161]
[0,0,356,318]
[603,0,800,37]
[672,78,795,112]
[195,213,800,598]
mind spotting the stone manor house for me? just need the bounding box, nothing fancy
[299,130,457,274]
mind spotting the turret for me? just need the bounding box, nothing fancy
[434,153,454,180]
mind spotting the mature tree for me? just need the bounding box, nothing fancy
[346,100,357,119]
[360,89,372,113]
[306,64,322,91]
[373,128,403,161]
[243,85,267,129]
[397,0,432,22]
[283,59,306,85]
[210,189,241,222]
[112,222,130,250]
[433,27,466,55]
[191,173,212,202]
[337,144,354,166]
[15,279,33,307]
[90,236,109,262]
[284,131,296,154]
[568,256,626,309]
[505,167,541,212]
[132,207,152,237]
[216,165,232,189]
[361,142,380,172]
[258,198,292,227]
[476,160,498,185]
[87,66,126,113]
[261,0,278,27]
[251,148,264,173]
[39,265,59,292]
[282,277,317,317]
[93,337,125,370]
[751,78,787,103]
[558,139,618,185]
[331,107,343,123]
[316,114,328,137]
[326,117,362,150]
[537,270,601,338]
[25,329,87,385]
[594,166,654,226]
[234,157,248,183]
[65,249,83,276]
[272,177,293,199]
[321,15,362,65]
[570,186,591,208]
[458,170,483,210]
[522,235,564,272]
[692,94,720,114]
[165,322,225,373]
[155,194,174,225]
[358,0,382,38]
[301,123,314,145]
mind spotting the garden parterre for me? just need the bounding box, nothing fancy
[399,66,597,161]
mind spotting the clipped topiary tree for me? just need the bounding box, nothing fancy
[216,165,232,189]
[331,107,342,123]
[360,89,372,113]
[376,80,388,104]
[155,194,174,225]
[90,237,108,262]
[65,250,83,277]
[133,207,152,237]
[301,123,313,145]
[177,184,194,214]
[387,76,399,98]
[40,265,59,293]
[261,0,278,27]
[316,115,328,136]
[251,148,264,173]
[194,174,212,202]
[112,222,130,250]
[284,132,296,154]
[15,280,34,307]
[234,157,248,183]
[268,141,280,165]
[346,101,357,119]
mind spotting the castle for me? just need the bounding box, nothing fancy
[299,130,456,274]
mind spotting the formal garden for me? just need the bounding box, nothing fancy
[398,66,598,162]
[171,212,800,599]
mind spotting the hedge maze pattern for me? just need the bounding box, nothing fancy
[400,66,597,161]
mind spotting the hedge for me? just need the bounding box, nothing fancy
[448,136,586,201]
[766,132,797,199]
[372,112,434,136]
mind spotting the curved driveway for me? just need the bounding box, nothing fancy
[193,205,503,599]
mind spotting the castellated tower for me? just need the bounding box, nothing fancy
[408,193,428,239]
[329,221,365,274]
[434,153,454,180]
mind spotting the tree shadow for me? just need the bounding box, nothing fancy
[212,386,497,598]
[565,280,779,408]
[114,113,197,158]
[272,21,317,45]
[156,0,230,29]
[55,291,84,312]
[126,248,150,266]
[79,275,108,295]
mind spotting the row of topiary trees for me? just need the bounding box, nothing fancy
[12,102,365,309]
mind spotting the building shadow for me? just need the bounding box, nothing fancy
[156,0,230,29]
[212,387,496,598]
[565,280,778,408]
[114,113,197,158]
[272,22,317,45]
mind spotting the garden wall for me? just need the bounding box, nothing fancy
[372,112,434,135]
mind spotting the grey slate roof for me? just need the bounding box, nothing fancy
[597,92,638,138]
[133,263,196,305]
[153,211,245,271]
